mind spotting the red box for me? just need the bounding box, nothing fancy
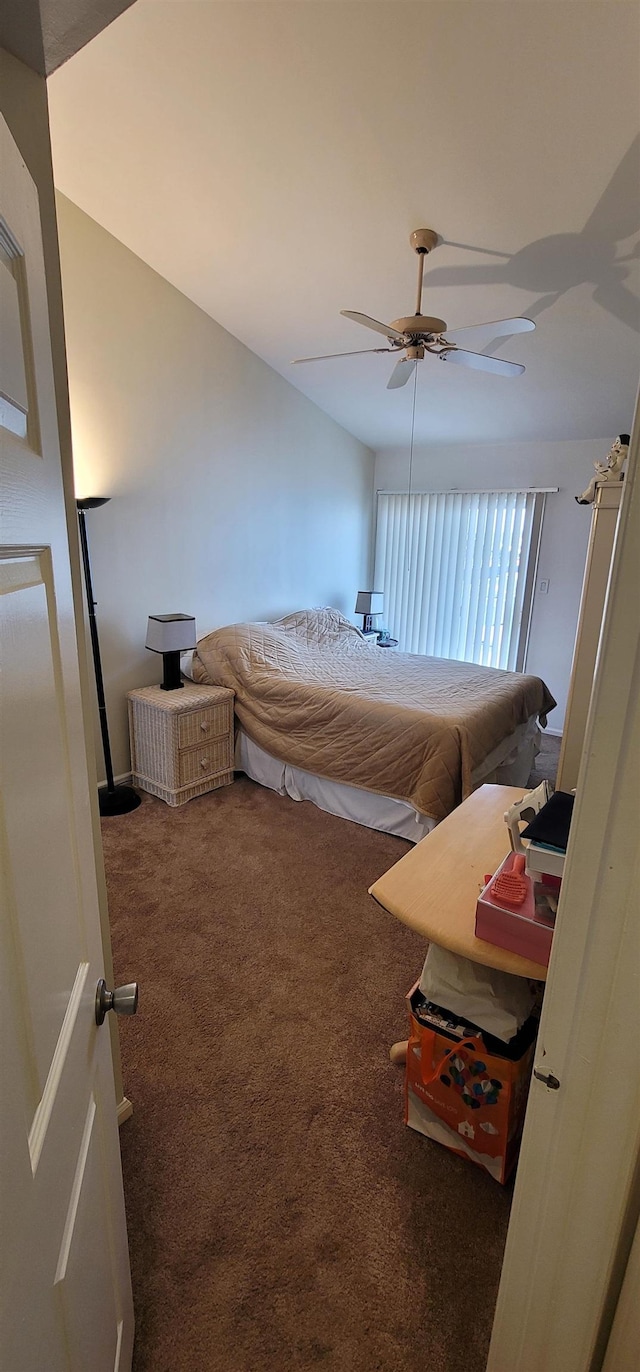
[405,984,537,1184]
[475,851,556,967]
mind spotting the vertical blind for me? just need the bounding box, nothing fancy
[374,490,545,671]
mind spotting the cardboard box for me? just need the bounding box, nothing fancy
[475,851,556,967]
[405,984,538,1184]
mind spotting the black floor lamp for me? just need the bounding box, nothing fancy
[76,498,141,816]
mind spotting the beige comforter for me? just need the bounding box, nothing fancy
[193,608,556,821]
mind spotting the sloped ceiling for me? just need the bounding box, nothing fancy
[48,0,640,448]
[0,0,136,76]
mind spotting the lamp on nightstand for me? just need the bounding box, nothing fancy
[355,590,384,635]
[146,614,197,690]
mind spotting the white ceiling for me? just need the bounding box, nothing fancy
[48,0,640,450]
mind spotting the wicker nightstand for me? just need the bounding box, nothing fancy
[127,683,234,806]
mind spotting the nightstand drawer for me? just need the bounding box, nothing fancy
[178,737,232,787]
[177,703,230,750]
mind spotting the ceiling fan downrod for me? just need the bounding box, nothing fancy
[411,227,439,314]
[415,250,425,315]
[388,229,447,341]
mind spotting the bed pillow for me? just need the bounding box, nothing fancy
[180,650,197,680]
[191,608,365,686]
[271,606,364,649]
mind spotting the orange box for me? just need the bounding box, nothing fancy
[405,984,537,1184]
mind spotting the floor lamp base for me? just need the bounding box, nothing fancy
[99,785,142,817]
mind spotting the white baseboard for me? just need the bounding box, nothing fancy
[543,728,563,738]
[117,1096,133,1126]
[98,771,133,790]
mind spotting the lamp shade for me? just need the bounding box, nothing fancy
[76,496,110,510]
[145,614,197,653]
[355,591,384,617]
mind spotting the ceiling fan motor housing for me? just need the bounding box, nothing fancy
[391,314,447,339]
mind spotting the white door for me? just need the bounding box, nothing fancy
[0,115,134,1369]
[488,408,640,1368]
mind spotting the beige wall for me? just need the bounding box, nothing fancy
[56,194,374,780]
[374,439,611,732]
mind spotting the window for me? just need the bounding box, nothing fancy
[374,489,547,671]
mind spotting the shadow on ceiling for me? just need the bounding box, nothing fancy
[426,135,640,336]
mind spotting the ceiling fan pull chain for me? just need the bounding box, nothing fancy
[407,364,418,572]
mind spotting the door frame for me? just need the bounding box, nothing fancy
[0,44,129,1120]
[1,92,134,1368]
[488,394,640,1371]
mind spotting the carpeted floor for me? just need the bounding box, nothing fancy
[527,731,561,787]
[102,748,557,1372]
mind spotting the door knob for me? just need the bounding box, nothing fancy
[95,978,139,1026]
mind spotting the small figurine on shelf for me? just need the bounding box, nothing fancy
[576,433,630,505]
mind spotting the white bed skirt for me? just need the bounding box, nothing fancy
[234,716,540,843]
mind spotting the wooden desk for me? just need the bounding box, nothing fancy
[370,783,548,982]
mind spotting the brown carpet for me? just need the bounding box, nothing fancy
[103,778,515,1372]
[527,731,561,787]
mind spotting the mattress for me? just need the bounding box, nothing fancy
[191,608,555,823]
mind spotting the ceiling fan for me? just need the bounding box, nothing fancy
[292,228,535,389]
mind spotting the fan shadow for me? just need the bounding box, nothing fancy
[429,135,640,340]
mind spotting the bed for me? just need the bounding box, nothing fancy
[187,608,556,841]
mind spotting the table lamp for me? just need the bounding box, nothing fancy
[146,614,197,690]
[355,590,384,635]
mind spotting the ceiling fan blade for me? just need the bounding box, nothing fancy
[341,310,407,342]
[440,348,525,377]
[291,347,394,364]
[444,317,535,345]
[387,357,417,390]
